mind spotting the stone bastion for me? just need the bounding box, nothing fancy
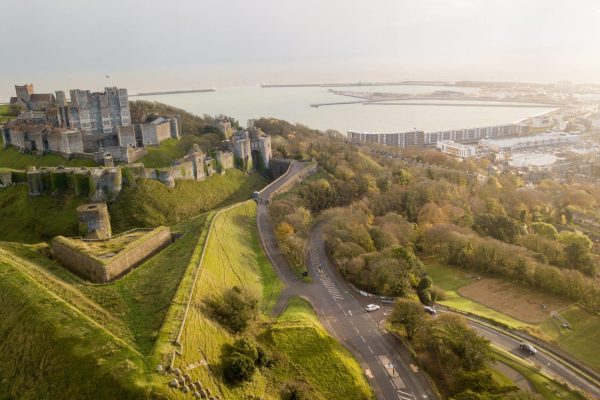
[52,226,172,283]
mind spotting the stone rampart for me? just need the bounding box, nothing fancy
[52,226,172,283]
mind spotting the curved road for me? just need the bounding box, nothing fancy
[257,162,438,400]
[256,161,600,399]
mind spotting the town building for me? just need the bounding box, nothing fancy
[436,140,477,158]
[347,130,425,148]
[480,132,579,153]
[348,123,530,148]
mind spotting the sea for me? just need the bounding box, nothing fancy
[138,85,555,133]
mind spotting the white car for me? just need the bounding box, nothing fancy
[519,342,537,355]
[424,306,437,315]
[365,304,380,312]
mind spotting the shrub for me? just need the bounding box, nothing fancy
[207,286,258,334]
[222,352,256,384]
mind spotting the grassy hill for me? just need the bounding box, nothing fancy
[265,297,374,400]
[109,169,267,231]
[137,138,187,168]
[0,168,266,243]
[0,208,214,399]
[174,201,372,399]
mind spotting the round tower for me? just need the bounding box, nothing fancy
[77,203,111,239]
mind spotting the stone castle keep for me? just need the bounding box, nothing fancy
[4,83,180,163]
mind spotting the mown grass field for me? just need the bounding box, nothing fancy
[175,202,371,400]
[425,259,528,329]
[425,259,600,371]
[137,138,188,168]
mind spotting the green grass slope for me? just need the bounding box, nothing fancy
[137,138,187,168]
[0,258,150,400]
[264,297,374,400]
[109,169,267,231]
[0,140,97,169]
[0,168,267,243]
[174,201,371,400]
[0,185,87,243]
[0,209,215,399]
[1,213,210,356]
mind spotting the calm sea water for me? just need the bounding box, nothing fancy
[141,85,554,133]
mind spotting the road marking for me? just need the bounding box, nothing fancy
[397,389,415,399]
[360,335,366,343]
[368,345,374,353]
[354,327,360,334]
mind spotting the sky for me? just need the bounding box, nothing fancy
[2,0,600,97]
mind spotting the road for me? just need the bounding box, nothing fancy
[467,321,600,398]
[256,161,600,399]
[256,162,438,400]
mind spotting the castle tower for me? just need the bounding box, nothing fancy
[77,203,111,239]
[15,84,34,103]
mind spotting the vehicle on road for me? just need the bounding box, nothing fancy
[424,306,437,315]
[519,342,537,355]
[365,304,380,312]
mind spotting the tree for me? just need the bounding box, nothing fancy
[222,352,256,384]
[530,222,558,239]
[416,276,433,305]
[473,214,521,243]
[390,299,428,340]
[208,286,258,333]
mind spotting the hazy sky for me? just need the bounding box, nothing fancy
[2,0,600,97]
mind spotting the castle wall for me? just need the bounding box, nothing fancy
[51,227,172,283]
[52,238,106,282]
[117,125,136,147]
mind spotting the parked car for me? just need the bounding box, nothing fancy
[424,306,437,315]
[519,342,537,355]
[365,304,380,312]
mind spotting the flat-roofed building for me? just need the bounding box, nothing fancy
[480,132,579,153]
[436,140,477,158]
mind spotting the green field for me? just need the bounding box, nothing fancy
[174,201,371,399]
[539,306,600,371]
[137,138,188,168]
[425,259,528,329]
[426,259,600,372]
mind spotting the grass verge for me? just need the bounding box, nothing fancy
[264,297,374,400]
[492,348,589,400]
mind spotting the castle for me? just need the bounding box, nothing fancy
[232,119,272,170]
[4,84,180,163]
